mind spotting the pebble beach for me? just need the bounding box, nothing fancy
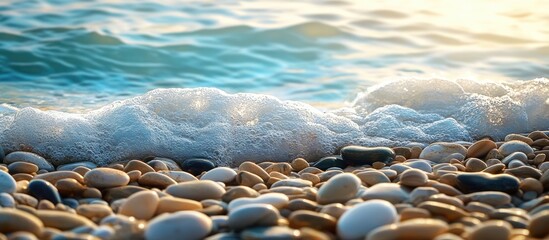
[2,131,549,240]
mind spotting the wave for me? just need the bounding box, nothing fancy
[1,78,548,166]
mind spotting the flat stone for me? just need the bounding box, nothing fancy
[239,162,270,182]
[165,180,225,201]
[138,172,177,189]
[356,170,391,186]
[341,146,395,166]
[124,160,155,174]
[33,171,84,185]
[399,169,428,187]
[84,168,130,189]
[469,220,511,240]
[271,179,312,188]
[145,211,212,240]
[36,209,96,230]
[178,158,217,176]
[119,190,159,220]
[4,151,54,171]
[56,161,97,171]
[28,179,62,205]
[236,171,264,187]
[419,143,467,163]
[417,201,468,221]
[222,186,259,203]
[228,193,289,211]
[529,210,549,238]
[264,163,292,176]
[312,156,347,171]
[103,185,147,202]
[367,218,448,240]
[201,167,237,183]
[289,210,336,232]
[161,171,198,183]
[337,199,397,240]
[76,204,113,222]
[465,191,511,207]
[0,170,16,194]
[156,197,203,215]
[402,160,433,173]
[228,203,280,230]
[465,158,487,172]
[151,157,181,171]
[467,139,497,158]
[240,226,300,240]
[504,166,542,179]
[361,183,410,204]
[0,208,43,236]
[317,173,361,204]
[499,140,534,156]
[456,172,519,194]
[8,162,38,174]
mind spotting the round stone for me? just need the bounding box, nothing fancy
[465,158,487,172]
[289,210,337,232]
[361,183,409,204]
[419,143,467,163]
[356,170,391,186]
[399,169,428,187]
[119,190,159,220]
[0,170,16,194]
[0,208,43,236]
[221,186,259,203]
[27,179,62,205]
[456,172,519,194]
[340,146,395,166]
[8,162,38,174]
[138,172,177,189]
[33,171,85,185]
[228,193,289,211]
[367,218,448,240]
[290,158,309,172]
[145,211,212,240]
[228,203,280,230]
[165,180,225,201]
[469,220,511,240]
[467,139,497,158]
[529,210,549,238]
[264,163,292,176]
[312,156,347,171]
[337,199,397,240]
[317,173,361,204]
[84,168,130,189]
[156,197,203,215]
[236,171,264,187]
[498,140,534,156]
[76,204,113,222]
[178,158,217,176]
[0,193,15,208]
[201,167,237,183]
[238,162,270,182]
[3,151,54,171]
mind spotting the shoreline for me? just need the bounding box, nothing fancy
[0,130,549,239]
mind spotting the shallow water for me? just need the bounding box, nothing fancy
[1,0,549,110]
[1,1,549,165]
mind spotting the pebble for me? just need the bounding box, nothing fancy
[417,201,468,222]
[465,158,487,172]
[528,210,549,238]
[264,162,292,176]
[3,151,55,171]
[400,207,431,221]
[228,203,280,230]
[0,193,15,208]
[499,140,534,156]
[419,143,467,163]
[8,162,38,174]
[312,156,347,171]
[316,173,361,204]
[156,197,203,214]
[201,167,237,183]
[56,161,97,171]
[505,134,534,145]
[165,180,225,201]
[240,226,300,240]
[36,209,96,230]
[289,210,337,232]
[228,193,289,211]
[337,199,397,240]
[271,179,312,188]
[399,169,428,187]
[402,160,432,173]
[356,170,391,186]
[239,162,270,182]
[179,158,217,176]
[455,172,519,194]
[161,170,198,182]
[33,171,85,185]
[504,165,542,179]
[84,168,130,189]
[467,139,497,158]
[124,160,155,174]
[119,190,159,220]
[367,218,449,240]
[0,209,43,236]
[138,172,177,189]
[145,211,212,240]
[236,171,264,187]
[290,158,309,172]
[361,183,409,204]
[340,146,395,166]
[76,204,113,222]
[468,220,512,240]
[27,179,62,205]
[0,170,16,194]
[465,191,511,206]
[222,186,259,203]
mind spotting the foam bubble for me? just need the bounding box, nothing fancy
[1,78,548,166]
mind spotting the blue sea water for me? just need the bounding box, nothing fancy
[0,0,548,164]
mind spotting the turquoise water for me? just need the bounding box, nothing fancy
[1,0,548,111]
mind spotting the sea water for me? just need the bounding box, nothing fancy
[1,0,548,165]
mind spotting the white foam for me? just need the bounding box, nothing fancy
[1,78,548,166]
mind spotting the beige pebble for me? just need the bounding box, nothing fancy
[465,158,487,172]
[317,173,361,204]
[399,207,431,221]
[239,162,270,181]
[534,153,546,165]
[77,204,113,222]
[228,203,280,230]
[356,170,391,186]
[528,131,549,140]
[505,134,534,145]
[399,169,428,187]
[145,211,212,240]
[119,190,159,220]
[289,210,337,232]
[287,198,318,211]
[236,171,264,187]
[320,203,347,219]
[82,187,102,199]
[165,180,225,201]
[12,173,33,182]
[84,168,130,189]
[291,158,309,172]
[201,167,237,183]
[520,178,543,194]
[126,170,141,182]
[36,209,96,230]
[124,160,155,174]
[228,192,289,211]
[417,201,468,222]
[0,209,43,236]
[3,152,54,172]
[138,172,177,189]
[465,191,511,207]
[33,171,84,185]
[300,173,320,185]
[299,167,323,175]
[467,139,497,158]
[6,231,38,240]
[468,220,511,240]
[222,186,259,203]
[367,218,449,240]
[505,166,542,179]
[8,162,38,174]
[318,170,343,182]
[155,197,202,215]
[528,210,549,238]
[265,162,292,176]
[372,162,386,169]
[269,171,289,179]
[37,199,55,210]
[271,179,312,188]
[55,178,85,196]
[161,171,198,183]
[13,193,38,208]
[428,194,464,209]
[73,166,91,176]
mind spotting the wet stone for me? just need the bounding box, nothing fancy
[316,173,361,205]
[179,158,217,176]
[419,143,467,163]
[84,168,130,189]
[499,140,534,156]
[3,151,55,172]
[340,146,395,166]
[312,156,347,171]
[456,172,519,194]
[28,179,62,205]
[0,170,16,194]
[228,203,280,230]
[467,139,497,158]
